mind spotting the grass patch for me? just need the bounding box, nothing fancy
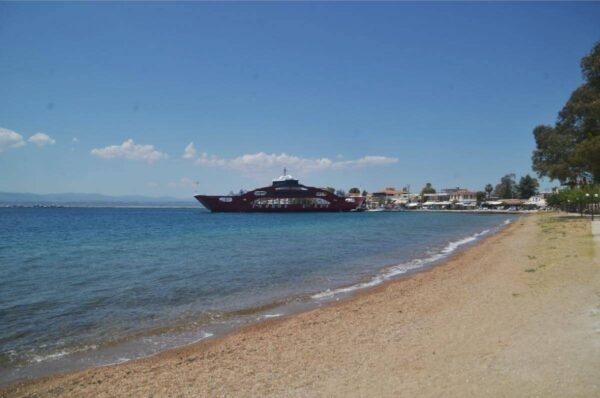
[525,268,536,273]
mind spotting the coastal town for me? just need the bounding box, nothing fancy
[352,185,550,212]
[327,173,552,212]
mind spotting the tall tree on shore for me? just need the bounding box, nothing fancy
[532,41,600,184]
[348,187,360,195]
[516,174,540,199]
[485,184,494,198]
[420,183,436,197]
[476,191,486,203]
[494,174,517,199]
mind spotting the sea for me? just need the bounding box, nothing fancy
[0,207,517,384]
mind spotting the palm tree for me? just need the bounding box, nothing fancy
[485,184,493,199]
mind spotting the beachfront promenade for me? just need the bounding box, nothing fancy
[3,213,599,397]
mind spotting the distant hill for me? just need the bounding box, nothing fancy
[0,191,197,207]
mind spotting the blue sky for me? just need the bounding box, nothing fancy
[1,2,599,197]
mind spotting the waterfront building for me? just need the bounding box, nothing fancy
[368,187,414,209]
[421,187,478,209]
[421,193,452,209]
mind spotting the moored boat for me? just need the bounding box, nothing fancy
[195,172,364,213]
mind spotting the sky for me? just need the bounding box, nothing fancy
[1,2,599,197]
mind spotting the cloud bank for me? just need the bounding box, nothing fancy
[187,150,398,174]
[28,133,56,147]
[91,139,168,163]
[0,128,26,152]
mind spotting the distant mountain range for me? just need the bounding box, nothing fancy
[0,191,196,206]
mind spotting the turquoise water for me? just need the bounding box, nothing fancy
[0,208,516,383]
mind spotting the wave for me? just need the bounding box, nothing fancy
[31,344,97,364]
[311,227,495,300]
[25,331,214,367]
[260,313,283,319]
[191,331,214,343]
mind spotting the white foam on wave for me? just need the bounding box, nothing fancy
[311,227,493,300]
[190,331,214,343]
[504,219,512,225]
[261,313,284,319]
[32,350,70,363]
[28,330,214,367]
[30,343,98,364]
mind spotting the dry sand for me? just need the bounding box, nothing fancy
[2,213,599,397]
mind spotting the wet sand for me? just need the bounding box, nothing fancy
[3,213,599,397]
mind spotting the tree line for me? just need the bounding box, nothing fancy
[418,173,539,201]
[329,173,540,201]
[532,41,600,186]
[528,40,600,210]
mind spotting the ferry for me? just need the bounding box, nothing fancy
[195,171,364,213]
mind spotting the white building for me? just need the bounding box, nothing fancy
[421,188,477,209]
[524,195,547,208]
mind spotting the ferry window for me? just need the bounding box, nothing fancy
[219,197,233,202]
[275,187,308,191]
[251,198,329,206]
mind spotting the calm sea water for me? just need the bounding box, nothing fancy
[0,208,516,383]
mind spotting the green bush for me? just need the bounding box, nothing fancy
[547,185,600,212]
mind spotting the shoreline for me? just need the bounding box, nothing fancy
[3,213,599,397]
[0,216,514,387]
[369,209,541,214]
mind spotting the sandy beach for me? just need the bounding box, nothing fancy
[2,213,599,397]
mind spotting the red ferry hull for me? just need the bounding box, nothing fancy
[195,195,363,212]
[195,184,364,212]
[195,174,366,213]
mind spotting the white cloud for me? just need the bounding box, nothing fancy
[0,127,26,152]
[182,142,196,159]
[193,152,398,174]
[28,132,56,147]
[72,137,79,143]
[91,139,168,163]
[146,181,160,188]
[331,155,399,169]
